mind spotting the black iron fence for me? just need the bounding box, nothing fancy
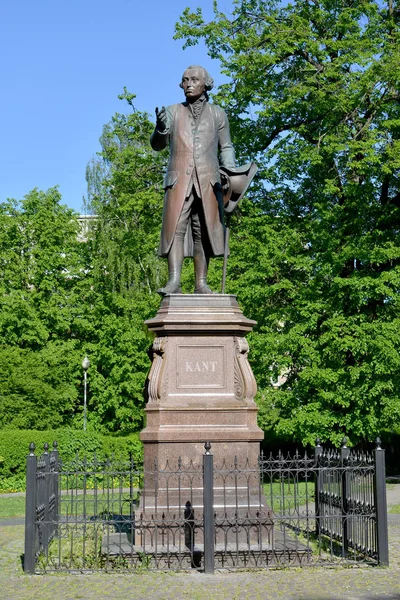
[24,442,59,573]
[314,439,388,563]
[24,438,389,573]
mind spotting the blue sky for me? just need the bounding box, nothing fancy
[0,0,233,213]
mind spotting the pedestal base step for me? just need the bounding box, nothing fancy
[102,531,312,569]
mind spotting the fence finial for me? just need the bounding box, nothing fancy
[316,438,321,447]
[44,442,49,453]
[29,442,35,455]
[53,441,58,450]
[341,437,347,448]
[204,441,211,455]
[375,437,382,450]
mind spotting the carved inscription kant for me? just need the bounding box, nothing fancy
[177,345,225,388]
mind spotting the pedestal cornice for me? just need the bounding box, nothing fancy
[145,294,256,335]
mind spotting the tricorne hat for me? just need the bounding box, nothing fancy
[219,162,258,213]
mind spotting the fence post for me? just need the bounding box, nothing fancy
[51,441,59,541]
[314,439,322,537]
[203,442,215,574]
[129,451,135,544]
[374,437,389,565]
[42,443,50,553]
[24,443,37,573]
[340,437,350,557]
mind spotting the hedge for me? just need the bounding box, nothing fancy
[0,428,143,479]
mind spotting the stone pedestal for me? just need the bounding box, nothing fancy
[136,294,272,551]
[140,294,264,473]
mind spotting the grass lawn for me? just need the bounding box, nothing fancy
[0,490,136,520]
[0,496,26,519]
[1,483,399,520]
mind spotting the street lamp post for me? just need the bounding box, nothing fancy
[82,356,90,432]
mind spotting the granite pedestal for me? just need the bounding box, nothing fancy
[140,294,264,473]
[138,295,270,535]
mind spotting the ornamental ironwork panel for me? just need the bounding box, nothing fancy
[24,439,388,573]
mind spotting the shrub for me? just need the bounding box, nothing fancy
[0,428,143,479]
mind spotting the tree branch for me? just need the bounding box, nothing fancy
[259,119,309,150]
[294,49,324,72]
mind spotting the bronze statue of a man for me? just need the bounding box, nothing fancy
[151,65,236,295]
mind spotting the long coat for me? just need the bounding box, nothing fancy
[150,100,236,257]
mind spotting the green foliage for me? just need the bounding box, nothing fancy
[82,92,169,432]
[0,428,143,479]
[0,188,85,430]
[176,0,400,445]
[85,88,168,296]
[0,474,26,494]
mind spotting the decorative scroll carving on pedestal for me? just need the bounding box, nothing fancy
[233,337,257,402]
[147,337,168,402]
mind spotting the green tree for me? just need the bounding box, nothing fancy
[176,0,400,444]
[82,91,168,433]
[0,188,86,428]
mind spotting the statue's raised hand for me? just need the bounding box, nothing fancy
[155,106,167,132]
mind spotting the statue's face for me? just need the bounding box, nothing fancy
[181,68,206,102]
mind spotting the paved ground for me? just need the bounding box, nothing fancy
[1,488,399,600]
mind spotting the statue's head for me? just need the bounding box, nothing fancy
[180,65,214,102]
